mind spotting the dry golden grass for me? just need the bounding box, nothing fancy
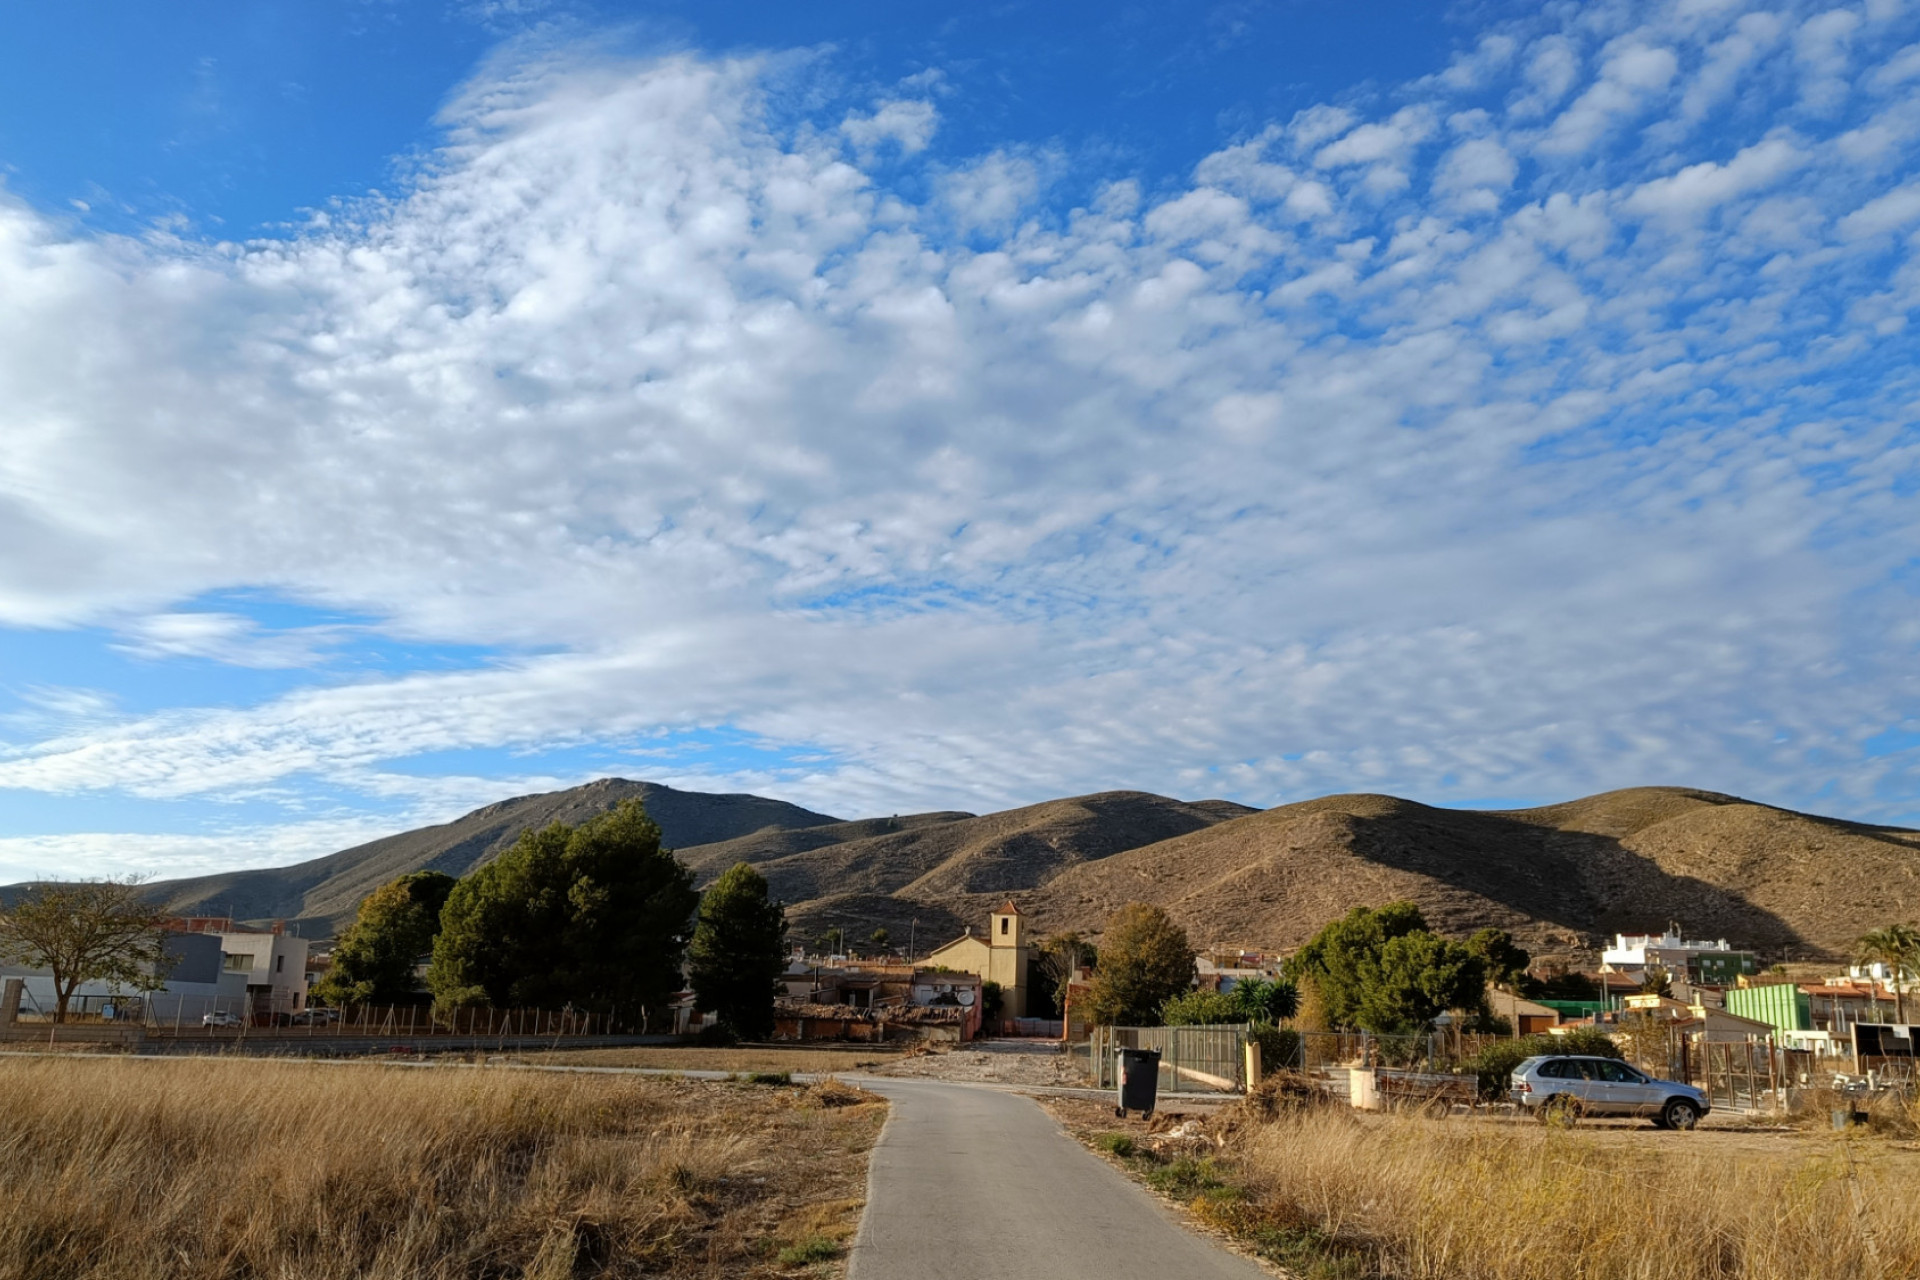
[1231,1109,1920,1279]
[1050,1095,1920,1280]
[0,1056,885,1280]
[511,1046,898,1074]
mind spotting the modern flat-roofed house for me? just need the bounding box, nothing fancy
[1601,929,1759,986]
[163,919,311,1018]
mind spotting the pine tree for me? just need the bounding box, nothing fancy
[429,800,698,1026]
[687,862,788,1040]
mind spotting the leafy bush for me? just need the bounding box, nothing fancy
[745,1071,792,1086]
[1466,1030,1621,1099]
[1251,1024,1301,1073]
[1097,1132,1137,1158]
[1162,978,1302,1029]
[1161,989,1247,1025]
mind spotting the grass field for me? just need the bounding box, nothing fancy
[0,1056,885,1279]
[511,1045,903,1074]
[1049,1093,1920,1280]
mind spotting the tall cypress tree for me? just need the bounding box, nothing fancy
[687,862,788,1040]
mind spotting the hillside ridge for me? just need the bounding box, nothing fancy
[8,782,1908,960]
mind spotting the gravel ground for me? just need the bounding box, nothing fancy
[871,1038,1089,1087]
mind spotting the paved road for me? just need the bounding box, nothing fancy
[847,1078,1270,1280]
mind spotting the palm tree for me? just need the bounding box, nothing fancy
[1856,924,1920,1024]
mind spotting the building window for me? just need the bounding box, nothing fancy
[275,955,284,974]
[222,953,253,972]
[1000,917,1008,935]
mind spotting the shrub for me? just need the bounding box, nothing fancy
[1466,1030,1620,1099]
[1097,1132,1137,1158]
[775,1235,840,1265]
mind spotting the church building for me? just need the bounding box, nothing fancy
[921,901,1032,1019]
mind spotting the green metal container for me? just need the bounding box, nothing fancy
[1725,983,1811,1032]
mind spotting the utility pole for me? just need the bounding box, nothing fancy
[909,918,918,966]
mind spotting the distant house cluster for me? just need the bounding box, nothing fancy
[0,917,310,1036]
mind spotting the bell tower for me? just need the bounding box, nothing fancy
[987,900,1028,1017]
[991,900,1023,951]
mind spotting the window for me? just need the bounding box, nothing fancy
[1000,917,1009,935]
[1537,1059,1569,1078]
[275,955,284,974]
[222,953,253,972]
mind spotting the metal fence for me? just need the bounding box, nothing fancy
[1079,1024,1249,1094]
[1695,1040,1788,1113]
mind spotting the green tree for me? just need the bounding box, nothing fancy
[1282,902,1430,1029]
[1032,931,1097,1014]
[1085,903,1195,1026]
[1466,928,1531,991]
[1160,978,1299,1026]
[980,980,1004,1026]
[687,863,788,1040]
[314,871,455,1006]
[1233,977,1301,1023]
[870,927,889,950]
[1159,989,1246,1025]
[1354,932,1488,1032]
[429,800,698,1026]
[0,880,168,1023]
[818,927,846,955]
[1857,923,1920,1023]
[1638,963,1674,998]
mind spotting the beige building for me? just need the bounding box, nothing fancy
[922,901,1032,1019]
[213,927,310,1016]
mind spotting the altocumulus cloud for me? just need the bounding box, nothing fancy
[4,0,1920,875]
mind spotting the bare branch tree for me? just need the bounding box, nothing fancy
[0,881,169,1023]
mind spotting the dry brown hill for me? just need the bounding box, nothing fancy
[1021,787,1920,961]
[111,779,840,934]
[673,811,976,879]
[685,791,1256,943]
[47,780,1911,961]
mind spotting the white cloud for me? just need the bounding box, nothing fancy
[1433,138,1519,211]
[1837,181,1920,237]
[1537,42,1680,155]
[1794,7,1863,113]
[1622,136,1805,220]
[936,149,1042,233]
[5,4,1920,874]
[111,612,348,668]
[841,97,939,157]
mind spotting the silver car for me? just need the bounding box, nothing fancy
[1509,1054,1709,1129]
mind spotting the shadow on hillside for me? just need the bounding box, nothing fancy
[1344,810,1812,958]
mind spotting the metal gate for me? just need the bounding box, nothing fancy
[1083,1024,1248,1093]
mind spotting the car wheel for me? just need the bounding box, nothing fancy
[1539,1094,1582,1126]
[1661,1099,1700,1131]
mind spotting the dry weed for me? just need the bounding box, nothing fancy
[0,1056,884,1280]
[1227,1108,1920,1279]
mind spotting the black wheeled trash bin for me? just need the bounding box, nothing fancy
[1114,1047,1162,1117]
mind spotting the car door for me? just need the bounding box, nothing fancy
[1599,1061,1662,1116]
[1565,1058,1618,1112]
[1540,1057,1602,1110]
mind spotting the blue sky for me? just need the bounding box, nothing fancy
[2,0,1920,880]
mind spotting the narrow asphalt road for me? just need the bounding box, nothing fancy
[846,1078,1271,1280]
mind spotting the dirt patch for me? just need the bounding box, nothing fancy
[870,1038,1087,1087]
[509,1044,903,1074]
